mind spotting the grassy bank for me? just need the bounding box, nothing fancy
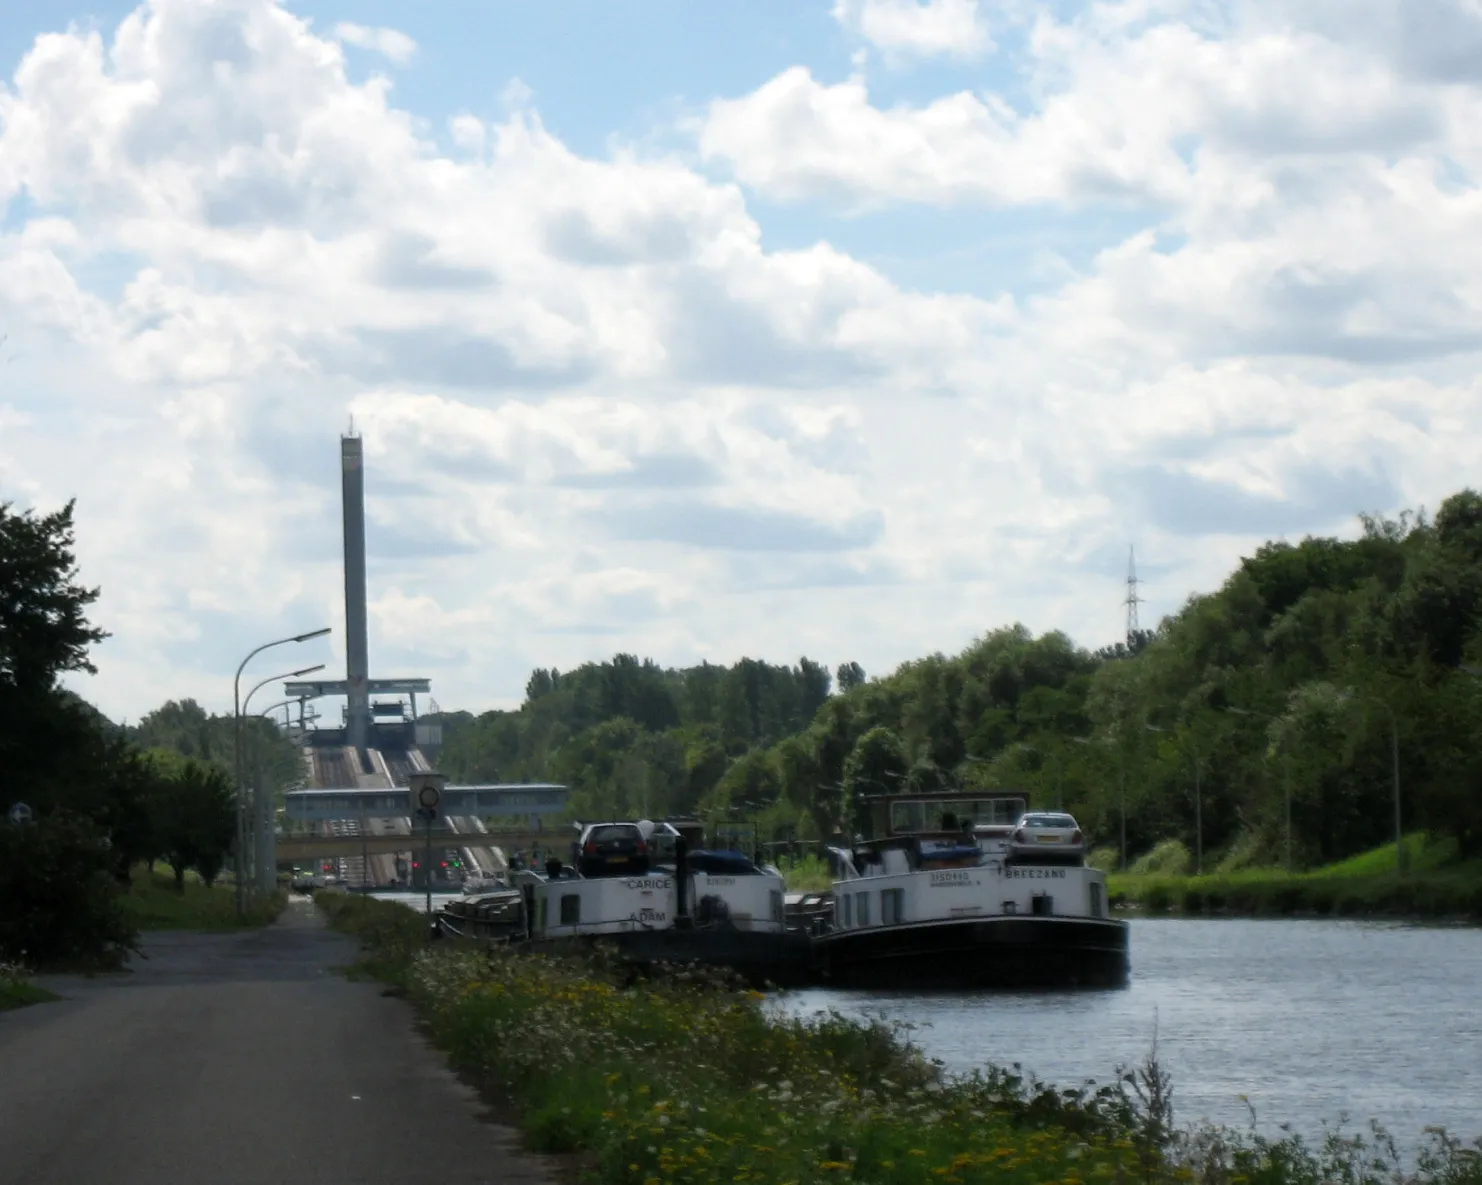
[0,961,59,1011]
[319,892,1480,1185]
[1108,837,1482,920]
[120,866,287,931]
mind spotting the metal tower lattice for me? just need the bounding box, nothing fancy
[1124,545,1144,647]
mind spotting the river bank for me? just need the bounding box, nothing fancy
[1107,861,1482,920]
[778,917,1482,1145]
[319,892,1482,1185]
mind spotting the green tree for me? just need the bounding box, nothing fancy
[147,754,237,891]
[0,812,137,966]
[0,500,108,695]
[843,726,910,836]
[836,661,866,691]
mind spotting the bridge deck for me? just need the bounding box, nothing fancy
[277,829,572,861]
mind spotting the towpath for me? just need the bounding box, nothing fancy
[0,896,553,1185]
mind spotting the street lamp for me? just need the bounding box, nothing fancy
[1225,706,1293,873]
[1146,724,1203,875]
[233,629,331,916]
[243,665,324,890]
[1072,734,1126,871]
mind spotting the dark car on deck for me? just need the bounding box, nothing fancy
[577,822,651,878]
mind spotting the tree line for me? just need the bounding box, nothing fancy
[0,501,304,965]
[438,490,1482,869]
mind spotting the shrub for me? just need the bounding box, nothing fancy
[1088,846,1119,873]
[1130,839,1192,877]
[1214,830,1269,874]
[0,812,137,967]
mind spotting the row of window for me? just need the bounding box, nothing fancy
[840,884,1107,926]
[840,888,906,928]
[544,891,787,928]
[888,797,1026,833]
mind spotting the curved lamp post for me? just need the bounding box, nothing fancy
[233,628,331,916]
[242,664,325,895]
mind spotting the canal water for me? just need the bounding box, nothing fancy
[775,918,1482,1145]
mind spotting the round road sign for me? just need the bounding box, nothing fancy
[8,802,34,825]
[416,785,441,810]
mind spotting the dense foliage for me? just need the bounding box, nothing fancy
[437,654,838,825]
[440,491,1482,871]
[0,812,137,966]
[0,499,290,963]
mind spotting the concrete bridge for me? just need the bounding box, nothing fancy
[276,829,576,862]
[283,783,568,825]
[280,776,572,887]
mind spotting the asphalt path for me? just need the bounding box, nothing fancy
[0,897,553,1185]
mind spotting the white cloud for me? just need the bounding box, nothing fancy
[1,0,1480,722]
[832,0,994,61]
[334,21,416,65]
[703,10,1460,210]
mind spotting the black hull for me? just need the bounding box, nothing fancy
[602,926,816,988]
[435,907,815,988]
[816,916,1129,989]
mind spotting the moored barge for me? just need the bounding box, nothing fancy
[437,819,813,985]
[814,791,1128,989]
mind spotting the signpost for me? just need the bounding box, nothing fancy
[408,772,448,918]
[8,802,33,826]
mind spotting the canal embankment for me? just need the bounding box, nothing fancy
[1105,837,1482,920]
[318,891,1482,1185]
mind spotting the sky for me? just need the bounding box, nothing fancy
[3,0,1481,724]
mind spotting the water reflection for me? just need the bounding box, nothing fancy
[774,918,1482,1144]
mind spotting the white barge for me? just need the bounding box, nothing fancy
[814,791,1128,989]
[438,820,813,985]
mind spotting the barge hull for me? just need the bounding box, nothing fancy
[817,915,1129,989]
[607,926,815,988]
[436,905,815,987]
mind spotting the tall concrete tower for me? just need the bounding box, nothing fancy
[341,434,371,752]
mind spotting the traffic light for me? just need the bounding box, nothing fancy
[440,861,448,868]
[412,861,420,868]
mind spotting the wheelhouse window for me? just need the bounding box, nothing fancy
[560,894,581,925]
[855,891,871,926]
[888,797,1027,833]
[881,888,905,925]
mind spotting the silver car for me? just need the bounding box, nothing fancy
[1008,812,1085,865]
